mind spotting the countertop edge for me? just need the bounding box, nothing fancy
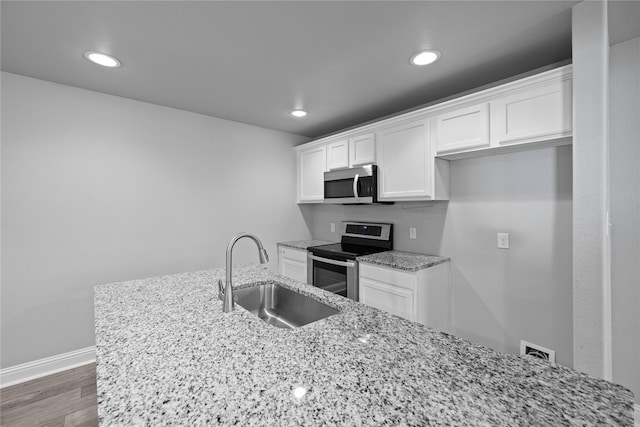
[278,240,336,250]
[357,250,451,272]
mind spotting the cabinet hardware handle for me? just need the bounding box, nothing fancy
[353,174,359,198]
[308,254,356,268]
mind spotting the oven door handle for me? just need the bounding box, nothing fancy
[308,253,356,268]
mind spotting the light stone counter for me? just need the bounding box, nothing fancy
[358,250,450,272]
[95,265,634,425]
[277,239,335,250]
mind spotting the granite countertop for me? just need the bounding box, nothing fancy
[278,239,335,250]
[358,250,450,272]
[95,265,633,426]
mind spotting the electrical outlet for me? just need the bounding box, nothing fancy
[409,227,417,239]
[497,232,509,249]
[520,340,555,363]
[330,223,336,233]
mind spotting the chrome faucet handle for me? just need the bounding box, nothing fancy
[259,248,269,264]
[217,279,224,300]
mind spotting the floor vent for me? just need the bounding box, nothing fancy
[520,340,556,363]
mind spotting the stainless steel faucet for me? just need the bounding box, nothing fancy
[218,232,269,313]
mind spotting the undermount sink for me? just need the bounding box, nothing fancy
[234,282,340,329]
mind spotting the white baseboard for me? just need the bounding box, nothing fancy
[0,346,96,389]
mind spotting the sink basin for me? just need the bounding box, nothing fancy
[234,282,339,329]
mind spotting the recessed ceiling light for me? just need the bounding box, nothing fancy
[290,109,308,118]
[410,50,441,66]
[83,51,121,68]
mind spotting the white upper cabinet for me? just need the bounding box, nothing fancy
[295,65,572,203]
[490,78,572,146]
[434,65,572,159]
[326,139,349,170]
[326,134,376,170]
[297,145,326,203]
[376,118,431,201]
[433,103,490,154]
[349,133,376,166]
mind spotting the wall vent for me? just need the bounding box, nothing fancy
[520,340,556,363]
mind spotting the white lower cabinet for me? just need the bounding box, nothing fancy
[359,276,415,320]
[277,246,308,283]
[359,262,450,332]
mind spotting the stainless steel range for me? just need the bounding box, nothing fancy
[307,221,393,301]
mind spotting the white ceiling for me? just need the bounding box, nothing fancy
[1,0,620,139]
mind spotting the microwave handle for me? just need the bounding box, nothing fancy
[353,174,359,198]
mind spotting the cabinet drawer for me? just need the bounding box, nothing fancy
[280,259,307,283]
[279,246,307,263]
[359,263,415,291]
[360,278,415,322]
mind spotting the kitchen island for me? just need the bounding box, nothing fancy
[95,265,633,425]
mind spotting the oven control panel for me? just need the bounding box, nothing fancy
[342,221,392,241]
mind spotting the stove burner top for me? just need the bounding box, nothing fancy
[308,221,393,261]
[308,242,387,260]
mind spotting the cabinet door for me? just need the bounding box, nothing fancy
[297,145,326,203]
[360,277,415,322]
[280,258,307,283]
[376,118,431,201]
[349,133,376,166]
[490,79,572,146]
[434,103,490,154]
[278,247,307,283]
[326,139,349,170]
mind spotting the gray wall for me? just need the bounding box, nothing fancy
[610,36,640,403]
[304,146,574,367]
[0,72,310,368]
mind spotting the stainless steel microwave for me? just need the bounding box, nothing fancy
[323,165,380,204]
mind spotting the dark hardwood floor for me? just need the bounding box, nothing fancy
[0,363,98,427]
